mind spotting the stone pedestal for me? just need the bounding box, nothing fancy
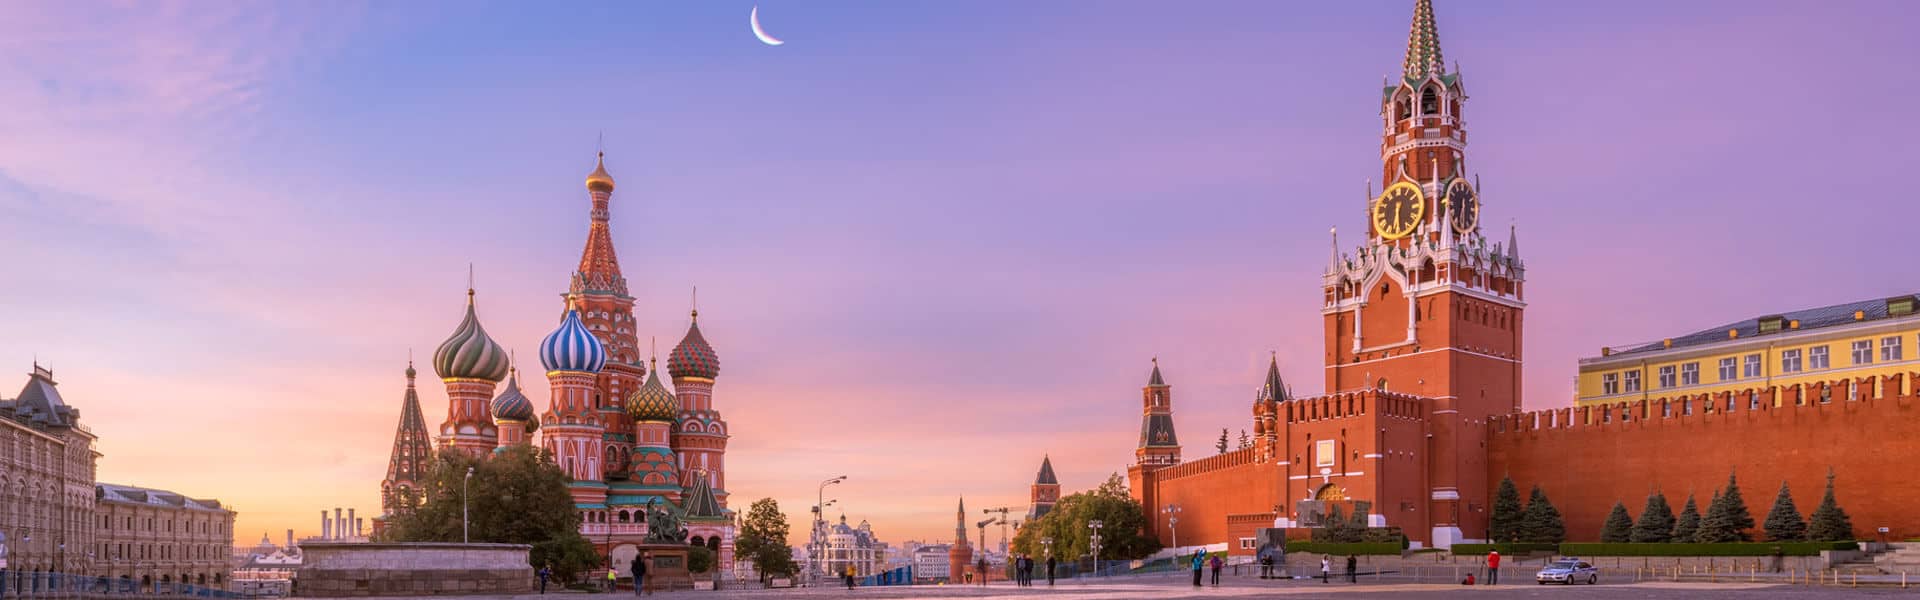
[295,542,533,597]
[631,544,692,593]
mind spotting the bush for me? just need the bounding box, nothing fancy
[1450,543,1560,555]
[687,546,714,574]
[1285,541,1404,556]
[1557,542,1856,557]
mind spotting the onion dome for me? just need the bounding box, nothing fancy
[667,310,721,380]
[626,359,679,422]
[432,290,510,382]
[539,303,607,374]
[489,369,535,422]
[586,152,615,192]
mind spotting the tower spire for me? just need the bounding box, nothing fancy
[1402,0,1446,81]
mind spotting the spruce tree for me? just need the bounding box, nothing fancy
[1697,488,1737,543]
[1763,481,1807,542]
[1519,486,1566,543]
[1489,476,1524,544]
[1600,501,1635,542]
[1217,428,1229,454]
[1670,493,1701,543]
[1721,472,1756,541]
[1806,471,1855,542]
[1631,492,1675,543]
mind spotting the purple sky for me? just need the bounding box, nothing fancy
[1,0,1913,546]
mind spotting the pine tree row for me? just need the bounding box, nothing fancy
[1492,470,1852,544]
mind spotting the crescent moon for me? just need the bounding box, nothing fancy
[750,6,784,46]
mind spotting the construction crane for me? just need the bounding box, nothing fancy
[975,516,1001,557]
[983,507,1014,555]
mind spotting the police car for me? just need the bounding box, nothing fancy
[1535,558,1598,585]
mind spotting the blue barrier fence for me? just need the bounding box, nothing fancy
[856,566,914,587]
[0,570,243,598]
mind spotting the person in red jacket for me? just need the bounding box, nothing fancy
[1485,550,1501,585]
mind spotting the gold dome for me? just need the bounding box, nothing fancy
[586,152,615,191]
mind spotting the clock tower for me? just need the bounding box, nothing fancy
[1324,0,1525,547]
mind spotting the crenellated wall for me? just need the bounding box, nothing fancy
[1489,373,1919,542]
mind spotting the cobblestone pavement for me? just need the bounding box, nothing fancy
[346,578,1920,599]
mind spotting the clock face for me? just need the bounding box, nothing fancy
[1445,178,1478,234]
[1372,181,1426,240]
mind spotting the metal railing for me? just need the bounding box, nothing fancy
[0,571,245,598]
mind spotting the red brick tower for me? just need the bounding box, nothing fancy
[540,300,611,507]
[379,362,434,523]
[570,153,649,483]
[667,306,729,506]
[1127,359,1181,540]
[948,497,973,582]
[431,288,510,456]
[1029,456,1060,521]
[1323,0,1525,547]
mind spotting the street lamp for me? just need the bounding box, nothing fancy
[1087,520,1104,578]
[811,476,846,582]
[463,467,475,543]
[1162,504,1182,552]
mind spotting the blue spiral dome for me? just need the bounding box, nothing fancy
[489,371,535,422]
[540,307,607,373]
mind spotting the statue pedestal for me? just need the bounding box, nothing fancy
[632,544,692,592]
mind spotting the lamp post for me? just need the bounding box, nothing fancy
[1087,520,1103,578]
[1162,504,1181,553]
[811,476,846,583]
[463,467,475,543]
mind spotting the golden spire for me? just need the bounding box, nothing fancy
[586,151,616,191]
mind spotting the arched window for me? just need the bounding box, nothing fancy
[1421,86,1439,115]
[1397,97,1412,121]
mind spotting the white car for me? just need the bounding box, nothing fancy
[1535,558,1598,585]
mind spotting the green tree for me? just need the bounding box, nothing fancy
[1489,476,1524,544]
[686,545,715,575]
[1697,472,1755,543]
[1630,492,1675,543]
[1216,429,1229,454]
[382,446,600,583]
[1238,430,1251,450]
[1671,493,1701,543]
[1518,486,1565,543]
[1763,481,1807,542]
[1806,471,1855,542]
[1599,502,1634,542]
[735,498,797,581]
[1011,473,1161,561]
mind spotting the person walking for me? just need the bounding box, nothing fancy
[977,557,989,586]
[1209,554,1223,586]
[1320,556,1331,583]
[1045,555,1057,586]
[536,565,551,594]
[1190,552,1205,587]
[605,568,618,592]
[1021,555,1033,586]
[1486,550,1500,585]
[632,553,650,596]
[1260,553,1273,579]
[1345,555,1357,584]
[844,564,856,590]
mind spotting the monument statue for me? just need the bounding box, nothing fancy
[645,499,688,544]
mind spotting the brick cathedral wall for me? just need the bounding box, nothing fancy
[1488,374,1919,542]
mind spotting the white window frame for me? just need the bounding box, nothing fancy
[1743,354,1762,378]
[1718,357,1737,381]
[1658,365,1676,389]
[1782,349,1803,373]
[1885,336,1905,362]
[1681,362,1700,386]
[1315,440,1337,468]
[1624,370,1641,393]
[1810,345,1830,370]
[1852,340,1873,365]
[1602,373,1619,395]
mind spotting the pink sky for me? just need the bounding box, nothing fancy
[2,1,1914,547]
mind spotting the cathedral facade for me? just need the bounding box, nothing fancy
[379,154,735,576]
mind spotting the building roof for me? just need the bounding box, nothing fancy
[432,289,510,382]
[682,472,726,520]
[1147,358,1166,386]
[1034,455,1058,485]
[667,311,721,380]
[1,365,79,429]
[1606,294,1920,358]
[1402,0,1446,82]
[97,482,229,513]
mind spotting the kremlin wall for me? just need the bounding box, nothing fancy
[1124,0,1920,553]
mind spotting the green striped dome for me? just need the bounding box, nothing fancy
[432,291,510,382]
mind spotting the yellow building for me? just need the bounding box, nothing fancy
[1578,294,1919,406]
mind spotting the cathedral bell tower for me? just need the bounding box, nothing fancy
[1324,0,1525,548]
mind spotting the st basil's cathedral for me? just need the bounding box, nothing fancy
[376,153,735,576]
